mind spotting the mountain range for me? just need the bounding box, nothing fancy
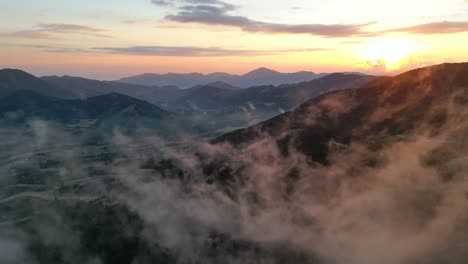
[0,68,374,132]
[118,67,329,88]
[217,62,468,163]
[1,62,468,264]
[199,62,468,264]
[40,75,163,100]
[157,73,374,117]
[0,91,172,132]
[0,69,77,99]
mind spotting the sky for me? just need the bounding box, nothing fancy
[0,0,467,80]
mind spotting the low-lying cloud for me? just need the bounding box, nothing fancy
[2,23,110,39]
[1,70,468,263]
[93,45,330,56]
[6,43,330,57]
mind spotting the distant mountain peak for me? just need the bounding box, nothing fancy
[0,68,29,73]
[117,68,350,88]
[0,68,37,79]
[244,67,279,76]
[0,68,78,99]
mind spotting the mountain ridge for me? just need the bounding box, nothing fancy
[0,90,172,130]
[215,62,468,162]
[0,69,76,99]
[118,67,329,88]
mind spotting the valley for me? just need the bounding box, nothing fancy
[0,63,467,264]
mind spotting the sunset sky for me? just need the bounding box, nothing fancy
[1,0,467,80]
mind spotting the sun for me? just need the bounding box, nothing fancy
[358,37,418,71]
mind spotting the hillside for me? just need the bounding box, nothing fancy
[1,63,468,264]
[0,69,76,99]
[217,62,468,162]
[156,73,373,116]
[41,75,181,101]
[0,91,172,130]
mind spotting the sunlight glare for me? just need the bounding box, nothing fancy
[358,37,420,71]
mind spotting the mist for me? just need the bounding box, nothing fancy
[1,64,468,264]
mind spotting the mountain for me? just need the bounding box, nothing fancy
[0,68,373,136]
[168,84,237,112]
[0,70,181,102]
[40,72,373,124]
[200,62,468,264]
[0,69,76,99]
[0,90,172,131]
[118,67,328,88]
[160,73,374,116]
[227,73,375,114]
[216,63,468,163]
[2,68,370,116]
[201,81,240,90]
[135,73,373,137]
[3,63,468,264]
[242,67,281,79]
[119,72,208,89]
[41,75,179,101]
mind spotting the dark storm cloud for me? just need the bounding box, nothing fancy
[93,45,331,56]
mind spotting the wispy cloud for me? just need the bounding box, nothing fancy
[341,40,366,44]
[1,41,330,57]
[43,47,93,53]
[153,1,468,38]
[151,0,172,6]
[2,23,110,39]
[0,43,92,54]
[123,19,156,24]
[93,45,331,56]
[152,0,236,8]
[154,0,372,37]
[384,21,468,35]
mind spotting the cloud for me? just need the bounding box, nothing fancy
[2,23,110,39]
[37,23,104,33]
[341,40,366,44]
[152,0,236,9]
[0,43,93,54]
[93,45,330,56]
[43,47,93,53]
[155,1,468,38]
[107,106,468,263]
[384,21,468,35]
[290,6,303,11]
[123,19,156,24]
[157,0,371,37]
[2,64,468,263]
[2,41,330,57]
[152,0,172,5]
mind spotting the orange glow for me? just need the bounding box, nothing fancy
[357,38,421,71]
